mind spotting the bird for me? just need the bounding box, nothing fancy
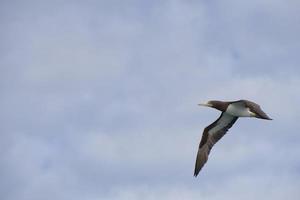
[194,99,272,177]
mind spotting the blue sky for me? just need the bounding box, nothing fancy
[1,0,300,199]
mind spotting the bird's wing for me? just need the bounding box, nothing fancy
[194,112,238,176]
[244,100,272,120]
[232,100,272,120]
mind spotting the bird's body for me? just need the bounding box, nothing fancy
[194,99,272,177]
[226,103,253,117]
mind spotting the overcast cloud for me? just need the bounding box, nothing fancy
[1,0,300,200]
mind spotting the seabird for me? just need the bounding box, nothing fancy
[194,99,272,177]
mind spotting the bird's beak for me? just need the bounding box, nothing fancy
[198,102,213,107]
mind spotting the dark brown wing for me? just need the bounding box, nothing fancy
[233,100,272,120]
[244,100,272,120]
[194,113,238,176]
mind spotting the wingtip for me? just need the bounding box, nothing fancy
[265,115,273,120]
[257,115,273,120]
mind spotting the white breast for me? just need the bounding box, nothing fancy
[226,104,252,117]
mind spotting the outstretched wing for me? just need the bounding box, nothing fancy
[232,100,272,120]
[194,113,238,176]
[244,100,272,120]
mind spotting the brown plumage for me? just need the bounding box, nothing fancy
[194,100,272,177]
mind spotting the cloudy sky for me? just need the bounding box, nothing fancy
[1,0,300,199]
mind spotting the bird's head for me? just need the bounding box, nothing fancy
[198,100,228,112]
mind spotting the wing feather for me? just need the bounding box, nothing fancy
[194,113,238,176]
[244,100,272,120]
[232,100,272,120]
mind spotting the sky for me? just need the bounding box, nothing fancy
[1,0,300,199]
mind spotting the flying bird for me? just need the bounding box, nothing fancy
[194,100,272,177]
